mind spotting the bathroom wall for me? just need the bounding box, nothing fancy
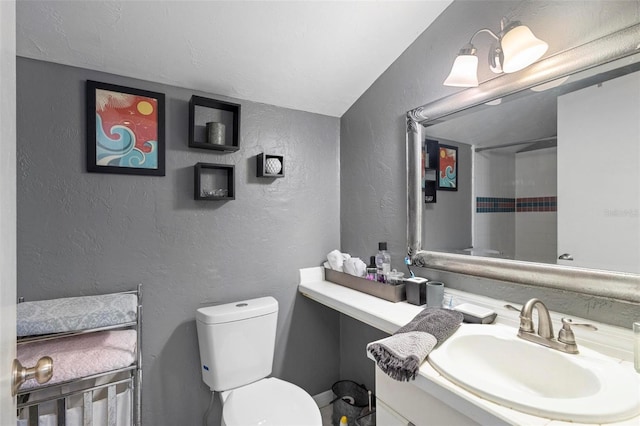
[474,149,516,257]
[339,0,640,387]
[515,147,557,264]
[16,58,341,425]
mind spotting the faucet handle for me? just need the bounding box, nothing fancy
[504,304,520,312]
[558,317,598,345]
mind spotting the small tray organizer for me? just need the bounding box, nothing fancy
[324,268,406,303]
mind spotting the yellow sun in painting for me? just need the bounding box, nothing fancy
[137,101,154,115]
[440,150,446,158]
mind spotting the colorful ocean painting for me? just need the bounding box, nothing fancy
[439,145,457,189]
[95,89,159,169]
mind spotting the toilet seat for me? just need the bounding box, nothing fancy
[221,377,322,426]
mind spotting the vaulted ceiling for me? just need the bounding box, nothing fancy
[16,1,452,117]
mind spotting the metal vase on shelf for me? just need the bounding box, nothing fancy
[206,122,225,145]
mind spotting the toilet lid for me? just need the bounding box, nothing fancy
[222,377,322,426]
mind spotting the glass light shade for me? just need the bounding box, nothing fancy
[501,24,548,73]
[443,54,479,87]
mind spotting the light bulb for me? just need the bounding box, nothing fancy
[444,54,479,87]
[501,24,548,73]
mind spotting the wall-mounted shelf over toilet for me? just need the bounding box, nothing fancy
[189,95,241,152]
[194,162,235,200]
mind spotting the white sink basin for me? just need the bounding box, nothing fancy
[428,324,640,423]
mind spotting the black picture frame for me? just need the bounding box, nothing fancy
[437,144,458,191]
[86,80,165,176]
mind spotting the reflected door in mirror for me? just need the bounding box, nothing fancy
[557,70,640,273]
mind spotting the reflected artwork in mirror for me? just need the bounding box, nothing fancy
[406,23,640,303]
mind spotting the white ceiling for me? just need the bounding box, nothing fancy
[16,1,452,117]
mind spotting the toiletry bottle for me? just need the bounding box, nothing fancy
[366,256,377,281]
[376,242,391,283]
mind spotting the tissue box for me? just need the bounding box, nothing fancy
[405,277,428,305]
[324,268,406,302]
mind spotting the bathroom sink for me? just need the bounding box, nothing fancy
[428,324,640,423]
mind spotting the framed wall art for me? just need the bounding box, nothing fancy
[438,144,458,191]
[86,80,165,176]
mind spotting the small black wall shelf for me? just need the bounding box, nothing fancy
[424,139,439,203]
[189,95,240,152]
[194,162,235,200]
[257,153,285,178]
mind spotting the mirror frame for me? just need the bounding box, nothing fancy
[406,23,640,303]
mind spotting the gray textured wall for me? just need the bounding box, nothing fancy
[16,58,341,425]
[339,0,640,386]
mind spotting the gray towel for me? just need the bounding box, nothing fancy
[367,307,463,381]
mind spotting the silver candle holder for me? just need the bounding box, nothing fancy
[206,122,225,145]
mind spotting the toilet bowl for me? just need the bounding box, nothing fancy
[196,297,322,426]
[220,377,321,426]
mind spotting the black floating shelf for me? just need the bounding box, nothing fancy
[194,162,235,201]
[257,153,285,178]
[424,139,439,203]
[189,95,241,152]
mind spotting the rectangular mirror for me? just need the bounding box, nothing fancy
[406,24,640,302]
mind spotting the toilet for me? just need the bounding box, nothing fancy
[196,297,322,426]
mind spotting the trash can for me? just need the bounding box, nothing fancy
[331,381,370,426]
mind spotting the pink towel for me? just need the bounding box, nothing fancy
[17,330,136,390]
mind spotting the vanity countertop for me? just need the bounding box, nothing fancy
[298,266,639,426]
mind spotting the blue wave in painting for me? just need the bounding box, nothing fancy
[440,166,457,188]
[95,115,156,169]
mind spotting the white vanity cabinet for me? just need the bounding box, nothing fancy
[374,366,515,426]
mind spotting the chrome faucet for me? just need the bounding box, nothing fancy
[519,298,554,339]
[505,298,597,354]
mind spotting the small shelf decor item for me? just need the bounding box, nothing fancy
[189,95,240,152]
[86,80,165,176]
[257,153,285,178]
[194,162,235,200]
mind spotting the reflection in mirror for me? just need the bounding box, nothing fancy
[406,24,640,302]
[423,55,640,273]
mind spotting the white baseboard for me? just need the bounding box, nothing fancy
[312,389,335,408]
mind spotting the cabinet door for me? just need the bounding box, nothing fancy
[557,71,640,273]
[376,399,413,426]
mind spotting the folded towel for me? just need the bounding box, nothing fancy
[344,257,367,277]
[17,330,137,389]
[367,307,463,381]
[17,293,137,337]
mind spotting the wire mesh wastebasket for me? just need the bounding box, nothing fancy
[331,380,370,426]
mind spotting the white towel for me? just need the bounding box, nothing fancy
[344,257,367,277]
[327,250,351,272]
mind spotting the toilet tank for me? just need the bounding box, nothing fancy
[196,297,278,391]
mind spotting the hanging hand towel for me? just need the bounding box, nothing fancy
[367,307,463,381]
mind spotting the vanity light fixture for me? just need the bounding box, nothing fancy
[443,18,548,87]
